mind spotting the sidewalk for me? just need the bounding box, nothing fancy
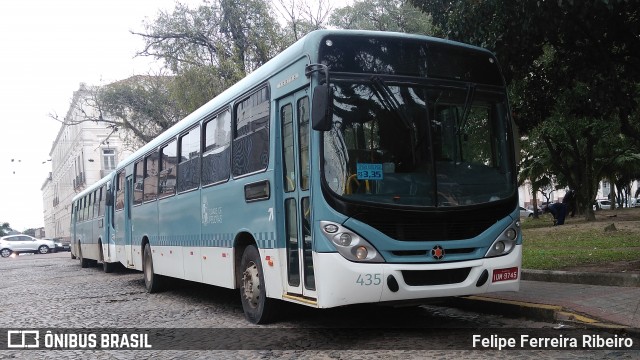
[454,270,640,328]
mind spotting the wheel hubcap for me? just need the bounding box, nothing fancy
[1,249,9,257]
[242,262,260,309]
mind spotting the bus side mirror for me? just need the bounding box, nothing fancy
[105,190,114,207]
[312,84,332,131]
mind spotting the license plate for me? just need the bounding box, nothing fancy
[492,267,519,282]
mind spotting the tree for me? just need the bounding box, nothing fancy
[274,0,333,41]
[22,228,36,237]
[518,137,553,218]
[134,0,285,76]
[52,76,186,149]
[0,222,12,237]
[412,0,640,220]
[330,0,434,34]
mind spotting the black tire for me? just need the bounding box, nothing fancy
[38,245,50,254]
[78,244,91,268]
[143,243,164,293]
[239,245,279,324]
[100,243,115,273]
[0,248,12,258]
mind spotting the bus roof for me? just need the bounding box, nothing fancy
[72,174,111,202]
[113,29,496,171]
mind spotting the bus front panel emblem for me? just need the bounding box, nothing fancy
[431,245,445,260]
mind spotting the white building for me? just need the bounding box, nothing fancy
[42,84,133,242]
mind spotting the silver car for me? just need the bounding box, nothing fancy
[0,235,56,258]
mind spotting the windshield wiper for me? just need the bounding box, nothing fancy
[369,76,416,161]
[370,76,413,131]
[457,83,476,135]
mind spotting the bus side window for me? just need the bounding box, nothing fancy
[97,186,104,216]
[133,160,144,205]
[233,86,270,176]
[281,103,295,192]
[159,140,177,198]
[92,190,98,217]
[298,97,310,190]
[89,191,95,219]
[115,171,125,211]
[202,110,231,186]
[177,126,201,193]
[144,152,159,201]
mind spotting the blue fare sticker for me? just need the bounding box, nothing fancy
[357,163,383,180]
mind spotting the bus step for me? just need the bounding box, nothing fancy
[283,293,317,306]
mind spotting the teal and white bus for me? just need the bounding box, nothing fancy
[70,175,118,272]
[72,30,521,324]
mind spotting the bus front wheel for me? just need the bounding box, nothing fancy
[239,245,278,324]
[143,243,164,293]
[100,243,115,273]
[78,244,91,268]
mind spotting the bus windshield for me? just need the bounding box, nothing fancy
[323,79,515,207]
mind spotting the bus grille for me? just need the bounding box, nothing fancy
[367,219,495,241]
[401,268,471,286]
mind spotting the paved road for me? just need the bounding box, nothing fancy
[0,253,636,359]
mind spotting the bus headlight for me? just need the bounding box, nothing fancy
[338,233,352,246]
[485,220,519,258]
[320,221,385,263]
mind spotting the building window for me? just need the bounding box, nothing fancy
[103,149,116,171]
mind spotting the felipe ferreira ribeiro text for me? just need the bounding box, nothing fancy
[473,334,634,350]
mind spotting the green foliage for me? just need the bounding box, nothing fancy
[329,0,434,34]
[412,0,640,136]
[168,64,243,115]
[136,0,285,75]
[95,75,185,146]
[0,222,11,237]
[412,0,640,220]
[22,228,36,237]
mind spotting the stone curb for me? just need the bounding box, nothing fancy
[449,295,558,322]
[449,296,631,330]
[522,269,640,287]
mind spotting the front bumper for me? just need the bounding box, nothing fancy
[55,243,71,252]
[313,245,522,308]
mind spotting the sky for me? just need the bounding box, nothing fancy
[0,0,204,231]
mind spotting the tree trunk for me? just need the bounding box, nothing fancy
[583,203,596,221]
[609,176,616,210]
[531,186,540,219]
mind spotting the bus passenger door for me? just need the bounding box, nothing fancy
[125,175,134,267]
[279,92,316,299]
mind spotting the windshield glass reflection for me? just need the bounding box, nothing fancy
[323,80,515,207]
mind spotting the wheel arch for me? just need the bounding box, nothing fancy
[234,231,258,288]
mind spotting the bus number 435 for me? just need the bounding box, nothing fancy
[356,273,382,286]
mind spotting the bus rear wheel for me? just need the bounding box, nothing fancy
[239,245,278,324]
[143,243,164,293]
